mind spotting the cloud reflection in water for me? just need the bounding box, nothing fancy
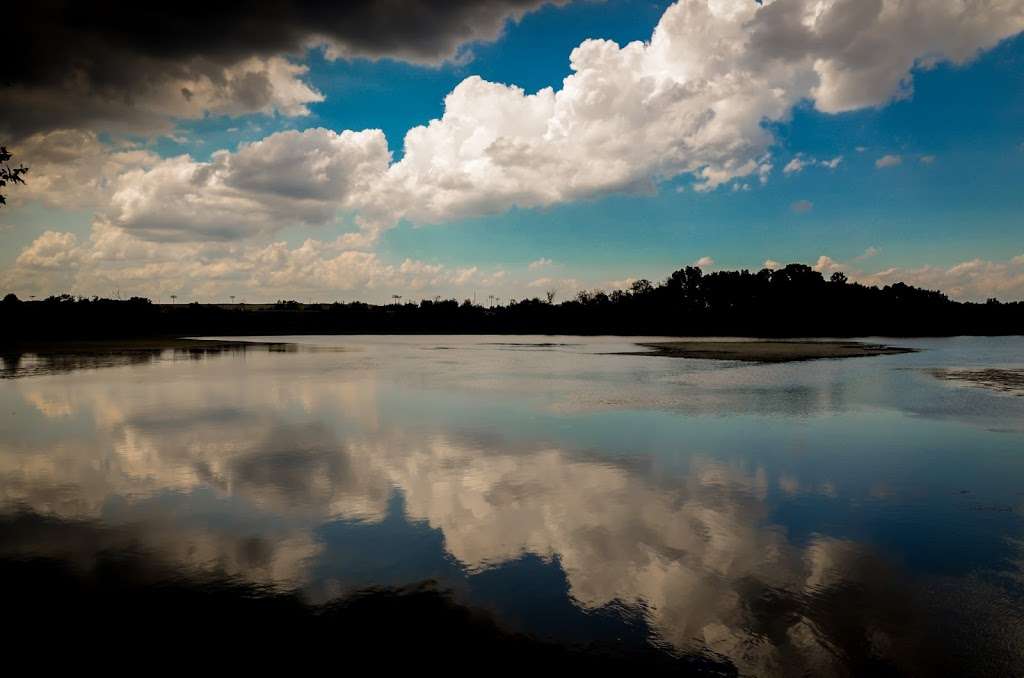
[1,338,1023,674]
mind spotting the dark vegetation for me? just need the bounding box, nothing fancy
[0,146,28,206]
[2,263,1022,342]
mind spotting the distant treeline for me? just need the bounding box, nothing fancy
[3,263,1023,342]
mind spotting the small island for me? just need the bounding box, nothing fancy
[635,340,916,363]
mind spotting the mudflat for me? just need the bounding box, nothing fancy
[636,340,916,363]
[929,368,1024,395]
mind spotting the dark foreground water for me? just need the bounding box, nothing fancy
[1,336,1022,674]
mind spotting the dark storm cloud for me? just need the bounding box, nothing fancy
[3,0,564,139]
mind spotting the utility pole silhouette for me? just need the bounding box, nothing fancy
[170,294,177,304]
[391,294,402,306]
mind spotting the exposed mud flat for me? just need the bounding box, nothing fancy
[929,368,1024,396]
[635,340,916,363]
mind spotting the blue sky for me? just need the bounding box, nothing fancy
[3,0,1023,302]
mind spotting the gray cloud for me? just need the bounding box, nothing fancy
[2,1,564,139]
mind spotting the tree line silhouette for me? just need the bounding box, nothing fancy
[2,263,1022,342]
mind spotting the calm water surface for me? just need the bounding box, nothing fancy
[2,336,1023,673]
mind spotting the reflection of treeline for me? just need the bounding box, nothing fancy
[3,263,1023,340]
[0,343,264,378]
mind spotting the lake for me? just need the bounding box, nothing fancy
[2,335,1022,674]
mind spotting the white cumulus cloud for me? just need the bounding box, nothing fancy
[875,154,902,168]
[351,0,1024,228]
[15,231,83,270]
[784,156,810,174]
[107,128,391,242]
[2,222,504,302]
[806,252,1024,301]
[10,130,160,210]
[5,0,1024,299]
[15,0,1024,244]
[784,154,843,174]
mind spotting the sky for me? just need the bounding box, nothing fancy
[2,0,1023,303]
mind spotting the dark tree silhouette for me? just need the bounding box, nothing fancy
[0,146,28,206]
[2,262,1022,342]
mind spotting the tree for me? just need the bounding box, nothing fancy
[630,279,653,296]
[0,146,28,206]
[830,272,848,285]
[545,289,558,304]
